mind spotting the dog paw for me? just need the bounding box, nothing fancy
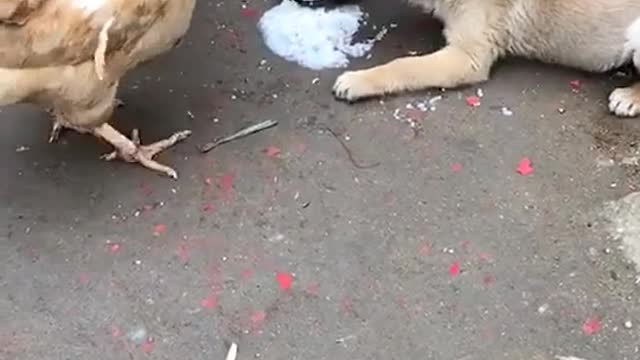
[333,70,381,102]
[609,87,640,117]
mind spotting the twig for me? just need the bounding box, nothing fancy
[225,343,238,360]
[317,125,380,169]
[200,120,278,153]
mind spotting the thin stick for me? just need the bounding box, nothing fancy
[200,120,278,153]
[225,343,238,360]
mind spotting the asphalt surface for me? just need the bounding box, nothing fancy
[2,1,640,359]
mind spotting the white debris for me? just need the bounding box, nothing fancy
[15,145,30,152]
[620,156,639,166]
[127,326,147,344]
[258,0,374,70]
[556,357,587,360]
[501,107,513,116]
[603,192,640,273]
[225,342,238,360]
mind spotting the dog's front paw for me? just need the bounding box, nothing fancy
[333,70,382,102]
[609,87,640,117]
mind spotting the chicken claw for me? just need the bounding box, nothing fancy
[93,123,191,179]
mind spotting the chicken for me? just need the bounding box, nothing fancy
[0,0,197,178]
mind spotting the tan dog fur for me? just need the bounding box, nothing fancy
[333,0,640,117]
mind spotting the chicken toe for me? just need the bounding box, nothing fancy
[49,119,65,143]
[93,123,191,179]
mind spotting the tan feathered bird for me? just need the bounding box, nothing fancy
[0,0,196,178]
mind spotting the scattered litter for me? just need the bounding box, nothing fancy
[538,303,549,314]
[569,79,582,92]
[312,77,320,84]
[450,162,463,172]
[336,334,356,344]
[153,224,166,236]
[240,7,258,19]
[516,157,533,176]
[200,295,217,308]
[448,261,460,276]
[107,243,120,253]
[15,145,30,152]
[250,310,267,329]
[556,357,587,360]
[558,107,566,114]
[141,338,154,353]
[200,120,278,153]
[465,95,481,107]
[276,271,293,291]
[620,156,640,166]
[500,107,513,116]
[225,343,238,360]
[476,88,484,98]
[127,326,147,344]
[581,317,601,335]
[263,145,282,158]
[624,320,633,329]
[258,0,377,70]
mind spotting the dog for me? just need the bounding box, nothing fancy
[333,0,640,117]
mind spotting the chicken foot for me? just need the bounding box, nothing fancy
[47,99,126,143]
[93,123,191,179]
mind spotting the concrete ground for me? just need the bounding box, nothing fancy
[2,1,640,359]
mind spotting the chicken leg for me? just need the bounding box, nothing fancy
[93,123,191,179]
[47,99,126,143]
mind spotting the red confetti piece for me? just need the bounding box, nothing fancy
[218,173,235,198]
[78,273,90,284]
[240,268,253,280]
[275,272,293,291]
[516,157,533,176]
[448,261,460,276]
[108,243,120,253]
[450,162,463,172]
[250,310,266,328]
[153,224,166,236]
[582,317,601,335]
[200,295,217,308]
[569,79,582,91]
[482,273,494,285]
[263,145,282,158]
[305,282,319,296]
[465,96,481,107]
[141,339,153,353]
[176,243,189,263]
[202,203,216,212]
[110,325,121,338]
[240,8,258,18]
[419,243,431,256]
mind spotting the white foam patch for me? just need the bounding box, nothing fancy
[603,192,640,273]
[258,0,374,70]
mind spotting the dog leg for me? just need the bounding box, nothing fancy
[609,51,640,117]
[609,83,640,117]
[333,45,494,101]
